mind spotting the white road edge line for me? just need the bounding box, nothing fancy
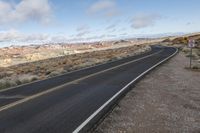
[0,49,162,112]
[73,47,178,133]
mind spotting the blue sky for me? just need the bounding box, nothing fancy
[0,0,200,46]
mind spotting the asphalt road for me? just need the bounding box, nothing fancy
[0,46,177,133]
[0,46,161,107]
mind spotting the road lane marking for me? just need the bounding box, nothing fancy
[0,95,26,99]
[0,48,154,93]
[0,49,163,112]
[73,47,178,133]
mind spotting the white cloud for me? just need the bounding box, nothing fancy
[106,24,116,30]
[0,29,121,45]
[0,0,53,25]
[87,0,119,17]
[0,29,22,41]
[0,29,95,44]
[0,29,50,43]
[50,35,68,42]
[131,13,161,29]
[0,30,70,45]
[120,33,127,36]
[85,35,106,40]
[76,25,90,37]
[25,34,50,42]
[76,25,90,32]
[88,0,115,13]
[76,31,90,37]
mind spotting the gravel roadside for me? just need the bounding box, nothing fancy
[94,52,200,133]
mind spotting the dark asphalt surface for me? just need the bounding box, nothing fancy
[0,46,177,133]
[0,46,160,107]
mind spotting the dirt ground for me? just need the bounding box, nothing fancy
[95,52,200,133]
[0,44,150,90]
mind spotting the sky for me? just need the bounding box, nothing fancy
[0,0,200,47]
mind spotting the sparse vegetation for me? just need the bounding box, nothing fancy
[161,34,200,71]
[192,65,200,70]
[0,74,39,90]
[0,80,14,90]
[0,44,151,90]
[172,37,188,44]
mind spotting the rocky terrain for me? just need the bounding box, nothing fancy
[0,40,154,90]
[0,39,160,67]
[0,33,199,91]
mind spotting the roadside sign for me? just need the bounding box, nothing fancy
[188,40,195,48]
[188,39,196,68]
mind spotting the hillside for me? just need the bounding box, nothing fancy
[0,39,160,67]
[0,41,153,90]
[162,33,200,70]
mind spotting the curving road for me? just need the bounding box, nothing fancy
[0,46,177,133]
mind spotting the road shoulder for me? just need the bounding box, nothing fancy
[95,52,200,133]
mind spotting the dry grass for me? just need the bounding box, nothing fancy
[0,74,39,90]
[0,44,151,90]
[161,34,200,71]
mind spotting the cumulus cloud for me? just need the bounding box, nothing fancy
[0,0,53,25]
[68,34,117,43]
[87,0,119,17]
[0,29,106,45]
[131,13,161,29]
[0,29,22,42]
[0,29,50,43]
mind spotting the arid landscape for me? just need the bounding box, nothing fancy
[0,1,200,133]
[0,39,160,90]
[0,39,160,67]
[162,33,200,69]
[0,34,200,91]
[93,33,200,133]
[0,32,200,133]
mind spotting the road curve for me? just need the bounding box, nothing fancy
[0,46,162,107]
[0,46,177,133]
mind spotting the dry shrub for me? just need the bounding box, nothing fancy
[172,37,188,44]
